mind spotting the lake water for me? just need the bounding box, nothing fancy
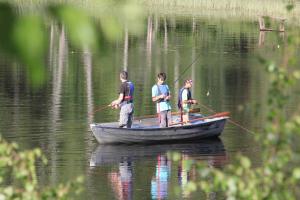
[0,14,298,199]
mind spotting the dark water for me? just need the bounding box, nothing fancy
[0,15,298,199]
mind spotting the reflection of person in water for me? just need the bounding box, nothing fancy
[151,155,171,200]
[109,161,133,200]
[207,153,228,168]
[177,154,196,198]
[177,151,228,199]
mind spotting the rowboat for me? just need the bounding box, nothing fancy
[90,138,227,166]
[90,112,229,144]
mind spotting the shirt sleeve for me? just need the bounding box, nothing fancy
[152,85,158,97]
[119,83,126,95]
[182,89,188,101]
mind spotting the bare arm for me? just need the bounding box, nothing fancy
[183,99,197,104]
[165,93,171,100]
[152,94,165,102]
[111,93,124,107]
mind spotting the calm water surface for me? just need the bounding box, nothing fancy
[0,15,298,199]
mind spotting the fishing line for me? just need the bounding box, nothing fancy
[88,104,111,116]
[198,102,256,134]
[173,53,202,84]
[173,52,210,96]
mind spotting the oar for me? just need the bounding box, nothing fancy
[134,108,200,120]
[170,111,230,126]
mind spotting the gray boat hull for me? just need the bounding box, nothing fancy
[90,116,228,144]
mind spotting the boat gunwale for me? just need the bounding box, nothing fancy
[90,116,229,132]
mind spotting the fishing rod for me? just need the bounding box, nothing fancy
[88,104,111,116]
[171,51,255,134]
[198,102,255,134]
[171,112,230,126]
[173,53,202,84]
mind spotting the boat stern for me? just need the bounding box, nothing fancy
[90,123,96,132]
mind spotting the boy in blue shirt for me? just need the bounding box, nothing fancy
[152,72,172,127]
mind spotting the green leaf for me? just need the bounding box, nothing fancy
[267,63,276,72]
[286,4,294,11]
[49,5,98,50]
[169,152,181,161]
[240,157,251,169]
[121,2,144,35]
[292,168,300,179]
[99,15,123,41]
[185,181,197,192]
[12,15,47,87]
[0,3,16,54]
[293,70,300,79]
[25,182,35,192]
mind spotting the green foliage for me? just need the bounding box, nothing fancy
[0,1,144,88]
[0,3,47,87]
[171,3,300,200]
[0,136,83,200]
[286,4,294,11]
[48,5,98,50]
[13,15,48,86]
[0,3,16,54]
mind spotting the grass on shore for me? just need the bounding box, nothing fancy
[140,0,300,24]
[3,0,300,25]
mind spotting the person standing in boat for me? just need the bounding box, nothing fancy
[152,72,172,127]
[110,71,134,128]
[178,79,197,124]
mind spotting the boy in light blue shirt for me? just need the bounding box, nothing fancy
[152,72,172,127]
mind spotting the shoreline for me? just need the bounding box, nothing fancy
[141,0,300,25]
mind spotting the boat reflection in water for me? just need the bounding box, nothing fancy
[90,138,227,200]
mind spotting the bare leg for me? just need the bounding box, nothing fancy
[182,113,189,124]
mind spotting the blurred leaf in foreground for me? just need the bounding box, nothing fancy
[0,135,83,199]
[13,15,47,87]
[0,3,47,87]
[48,5,99,50]
[0,3,16,55]
[0,1,145,88]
